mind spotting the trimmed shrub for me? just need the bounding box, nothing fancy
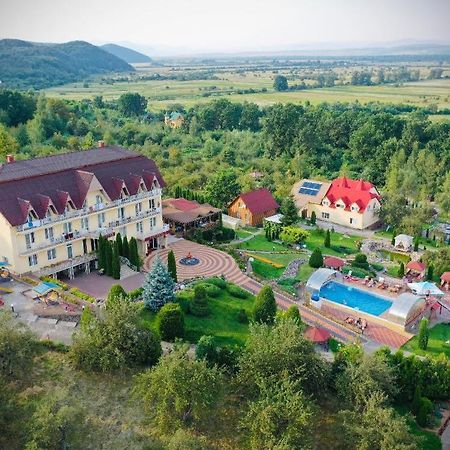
[157,303,185,342]
[352,253,370,270]
[253,285,277,324]
[237,308,248,324]
[309,248,323,268]
[227,284,249,299]
[206,277,226,289]
[417,397,433,427]
[202,283,221,298]
[418,317,429,350]
[284,305,301,324]
[190,285,209,317]
[128,287,144,301]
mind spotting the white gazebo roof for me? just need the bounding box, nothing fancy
[264,214,283,224]
[407,281,444,297]
[394,234,413,246]
[306,268,341,292]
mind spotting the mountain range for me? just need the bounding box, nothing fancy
[0,39,134,90]
[101,43,152,64]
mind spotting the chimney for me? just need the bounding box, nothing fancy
[6,154,15,163]
[97,140,105,148]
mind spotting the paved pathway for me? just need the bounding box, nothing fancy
[145,240,366,344]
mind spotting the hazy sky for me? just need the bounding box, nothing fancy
[1,0,449,54]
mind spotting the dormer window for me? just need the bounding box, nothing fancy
[95,195,103,205]
[27,211,37,221]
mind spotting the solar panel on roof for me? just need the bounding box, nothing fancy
[299,181,322,196]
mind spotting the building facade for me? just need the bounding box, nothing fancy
[228,188,279,227]
[0,145,169,278]
[291,177,381,230]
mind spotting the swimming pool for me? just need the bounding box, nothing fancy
[319,281,393,316]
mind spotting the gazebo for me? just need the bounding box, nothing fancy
[440,272,450,291]
[304,326,331,345]
[406,260,426,279]
[324,256,345,271]
[394,234,414,252]
[407,281,444,297]
[0,262,11,282]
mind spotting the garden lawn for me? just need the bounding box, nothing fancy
[380,249,411,264]
[305,229,360,256]
[251,259,285,280]
[401,323,450,358]
[140,286,255,347]
[248,252,303,280]
[234,234,287,252]
[235,229,254,239]
[296,264,316,282]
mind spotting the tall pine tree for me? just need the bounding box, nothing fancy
[143,256,175,311]
[105,241,113,276]
[116,233,123,256]
[112,241,121,280]
[122,236,130,259]
[280,195,299,227]
[167,250,178,282]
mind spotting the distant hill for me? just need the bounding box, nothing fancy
[101,43,152,64]
[0,39,134,90]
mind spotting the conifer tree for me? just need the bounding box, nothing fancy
[97,235,105,270]
[122,236,130,259]
[398,262,405,278]
[280,196,299,227]
[309,248,323,268]
[105,240,113,276]
[310,211,316,225]
[167,250,178,282]
[116,233,123,256]
[253,285,277,324]
[112,242,121,280]
[143,256,175,311]
[418,318,429,350]
[324,229,331,248]
[128,237,140,270]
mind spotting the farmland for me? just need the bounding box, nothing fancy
[45,62,450,112]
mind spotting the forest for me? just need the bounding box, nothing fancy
[1,89,449,235]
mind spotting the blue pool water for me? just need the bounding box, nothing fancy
[319,281,392,316]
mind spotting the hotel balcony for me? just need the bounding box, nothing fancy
[16,188,162,232]
[18,208,162,256]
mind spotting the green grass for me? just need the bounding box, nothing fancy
[305,229,360,256]
[140,284,255,346]
[234,229,255,239]
[296,264,316,282]
[402,323,450,358]
[395,405,442,450]
[380,249,411,264]
[45,74,450,111]
[251,259,285,280]
[387,264,401,278]
[234,234,287,252]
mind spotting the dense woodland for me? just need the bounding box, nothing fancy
[0,40,133,89]
[1,89,449,233]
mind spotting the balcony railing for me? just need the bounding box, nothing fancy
[136,224,170,241]
[37,253,98,277]
[18,208,163,256]
[16,188,162,232]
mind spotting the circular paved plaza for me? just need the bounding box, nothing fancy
[143,239,247,284]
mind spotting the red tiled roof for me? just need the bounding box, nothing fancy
[324,256,345,268]
[407,261,426,272]
[304,326,331,343]
[0,146,165,226]
[234,188,279,215]
[324,177,380,212]
[441,272,450,282]
[165,198,200,212]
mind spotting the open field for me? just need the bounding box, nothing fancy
[45,72,450,111]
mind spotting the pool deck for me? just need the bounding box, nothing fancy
[321,299,413,348]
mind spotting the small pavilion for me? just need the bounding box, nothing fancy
[304,326,331,345]
[162,198,222,235]
[394,234,414,252]
[323,256,345,271]
[440,272,450,292]
[407,281,444,297]
[406,260,426,280]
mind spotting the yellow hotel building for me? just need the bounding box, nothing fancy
[0,144,169,278]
